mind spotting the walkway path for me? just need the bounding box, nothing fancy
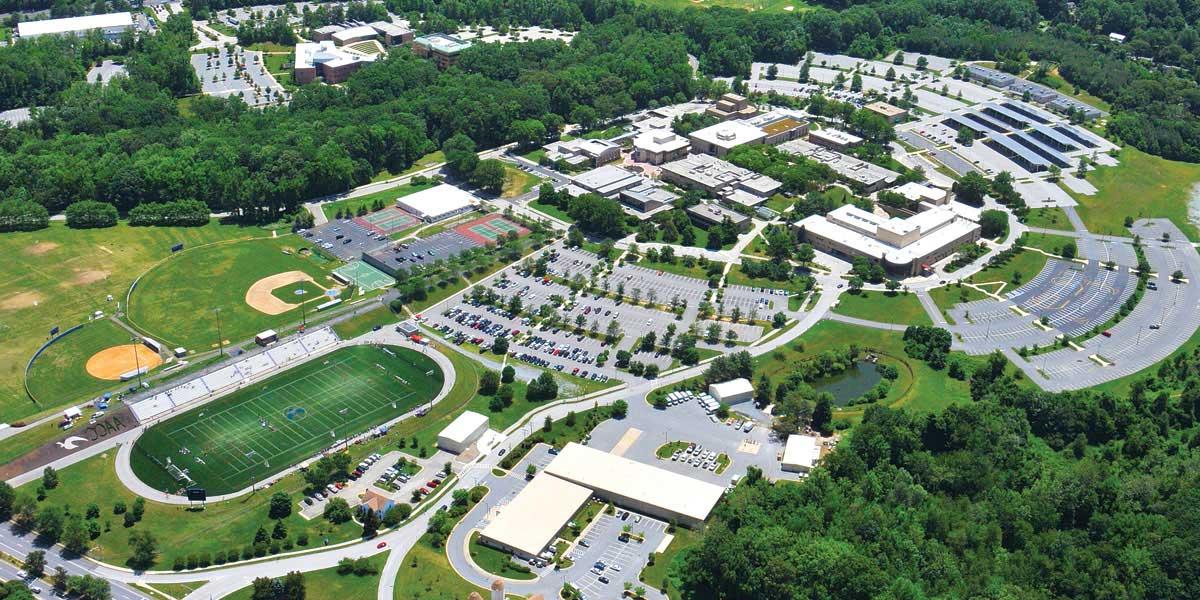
[916,290,949,327]
[824,312,909,331]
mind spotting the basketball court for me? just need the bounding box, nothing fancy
[355,207,418,236]
[332,261,393,292]
[454,214,530,246]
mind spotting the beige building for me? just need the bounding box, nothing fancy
[706,93,758,120]
[632,131,690,164]
[864,101,908,123]
[477,474,592,560]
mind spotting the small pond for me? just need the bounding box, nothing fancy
[811,360,885,407]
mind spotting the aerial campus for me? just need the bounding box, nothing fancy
[1,1,1200,599]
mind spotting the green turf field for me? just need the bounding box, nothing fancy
[127,236,335,350]
[130,344,443,495]
[271,281,325,303]
[25,318,141,408]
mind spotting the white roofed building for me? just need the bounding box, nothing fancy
[892,182,950,206]
[17,12,132,39]
[543,443,725,527]
[294,41,376,84]
[331,25,379,46]
[633,131,690,164]
[543,138,621,168]
[395,184,479,222]
[708,378,754,404]
[688,120,766,157]
[437,411,489,454]
[782,434,821,473]
[808,128,864,151]
[478,475,592,560]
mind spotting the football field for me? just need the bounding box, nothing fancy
[130,344,443,495]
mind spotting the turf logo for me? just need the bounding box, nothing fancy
[56,436,89,450]
[285,406,307,421]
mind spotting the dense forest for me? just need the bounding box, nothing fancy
[680,351,1200,599]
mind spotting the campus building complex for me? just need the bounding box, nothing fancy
[794,203,981,276]
[777,139,898,193]
[293,41,376,84]
[660,153,781,208]
[567,165,678,219]
[632,131,690,165]
[543,138,621,168]
[411,33,472,68]
[963,64,1103,120]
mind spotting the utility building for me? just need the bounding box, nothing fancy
[437,411,489,454]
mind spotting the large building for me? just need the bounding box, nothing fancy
[294,41,376,84]
[477,474,592,560]
[17,12,133,40]
[864,101,908,124]
[543,443,725,527]
[705,93,758,120]
[688,120,766,157]
[808,128,863,151]
[633,131,690,165]
[965,64,1016,88]
[659,153,781,208]
[437,411,489,454]
[686,203,750,232]
[395,184,479,222]
[708,378,754,404]
[777,139,898,193]
[331,25,380,46]
[567,165,677,219]
[746,111,810,145]
[411,33,472,68]
[367,21,413,46]
[543,138,621,168]
[781,435,820,473]
[892,181,950,207]
[794,203,981,276]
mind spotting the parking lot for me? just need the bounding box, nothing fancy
[1006,259,1136,337]
[568,510,669,599]
[305,218,391,260]
[190,47,287,107]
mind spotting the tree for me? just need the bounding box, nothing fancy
[812,397,833,434]
[128,531,158,570]
[62,516,89,555]
[526,372,559,401]
[64,201,118,229]
[470,159,507,195]
[956,126,975,146]
[526,464,537,479]
[766,64,778,80]
[0,482,13,521]
[884,279,901,294]
[501,365,515,383]
[23,550,46,578]
[480,370,500,395]
[979,209,1008,239]
[442,133,479,177]
[492,337,510,356]
[35,506,64,543]
[848,276,864,294]
[41,467,59,490]
[323,498,352,524]
[611,399,629,419]
[360,506,380,538]
[382,503,413,527]
[268,492,292,520]
[952,171,990,205]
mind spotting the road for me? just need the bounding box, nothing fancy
[0,530,147,600]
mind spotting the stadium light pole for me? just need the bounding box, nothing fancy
[214,308,224,356]
[295,288,308,330]
[130,336,144,389]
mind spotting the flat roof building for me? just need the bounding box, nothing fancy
[893,182,950,206]
[686,203,751,232]
[808,128,863,151]
[794,203,981,277]
[746,111,810,145]
[708,378,754,404]
[313,25,344,41]
[965,64,1015,88]
[17,12,133,39]
[568,166,677,219]
[864,101,907,123]
[396,184,478,222]
[478,474,592,560]
[332,25,379,46]
[368,21,413,46]
[688,120,766,157]
[659,153,781,205]
[782,434,820,473]
[294,41,376,84]
[412,33,472,68]
[705,93,758,121]
[777,139,898,193]
[544,138,621,168]
[544,443,725,527]
[437,411,489,454]
[619,183,679,219]
[569,165,643,197]
[633,131,690,165]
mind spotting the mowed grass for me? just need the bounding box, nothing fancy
[226,553,386,600]
[832,290,933,326]
[0,220,269,423]
[320,181,436,221]
[639,526,702,600]
[1021,232,1077,257]
[1024,207,1073,231]
[926,284,992,322]
[130,344,442,495]
[1068,146,1200,241]
[969,249,1051,292]
[126,236,335,350]
[271,280,325,303]
[25,318,141,410]
[500,164,544,199]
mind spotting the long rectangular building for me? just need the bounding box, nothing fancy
[17,12,132,39]
[543,443,724,527]
[777,139,898,193]
[478,474,592,560]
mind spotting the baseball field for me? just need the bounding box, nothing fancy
[129,344,443,495]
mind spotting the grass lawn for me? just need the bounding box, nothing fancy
[724,264,809,294]
[271,280,324,303]
[17,446,360,568]
[968,249,1050,291]
[0,220,272,423]
[559,500,605,542]
[145,582,207,599]
[831,290,932,326]
[332,305,398,339]
[320,181,436,221]
[369,151,445,183]
[519,148,546,163]
[926,284,991,322]
[0,406,106,464]
[24,318,143,411]
[528,200,573,223]
[227,553,386,600]
[468,532,536,580]
[501,164,544,199]
[1021,232,1077,257]
[130,345,443,495]
[245,42,293,53]
[633,257,719,281]
[393,489,492,600]
[1067,147,1200,241]
[578,125,627,139]
[655,440,690,458]
[763,195,793,213]
[261,51,292,74]
[639,526,702,600]
[761,321,981,419]
[126,235,336,350]
[1024,207,1073,231]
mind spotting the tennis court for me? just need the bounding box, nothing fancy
[129,344,443,495]
[356,207,418,235]
[454,214,529,245]
[332,260,393,292]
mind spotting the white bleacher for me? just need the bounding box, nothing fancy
[131,393,176,422]
[266,339,308,365]
[236,352,278,378]
[300,328,338,353]
[167,378,210,406]
[203,364,244,394]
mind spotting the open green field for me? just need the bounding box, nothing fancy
[1021,232,1077,257]
[969,249,1050,292]
[25,318,143,409]
[227,554,386,600]
[724,264,808,294]
[394,487,492,600]
[130,344,442,495]
[926,284,991,322]
[126,236,336,350]
[468,533,536,579]
[832,290,933,326]
[320,181,436,221]
[0,220,273,423]
[1066,147,1200,241]
[501,164,544,199]
[1024,207,1073,231]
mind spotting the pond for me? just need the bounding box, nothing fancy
[812,360,885,407]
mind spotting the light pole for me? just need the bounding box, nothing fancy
[214,308,224,356]
[295,288,308,330]
[130,336,144,388]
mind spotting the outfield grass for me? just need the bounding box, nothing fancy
[271,280,325,303]
[127,236,336,350]
[639,526,701,600]
[320,181,437,221]
[25,318,143,410]
[1067,147,1200,241]
[1024,207,1073,231]
[18,446,360,568]
[831,290,933,326]
[130,344,443,495]
[0,220,272,423]
[227,554,386,600]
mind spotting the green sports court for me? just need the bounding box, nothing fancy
[129,344,442,495]
[333,260,393,292]
[356,207,418,235]
[454,214,530,245]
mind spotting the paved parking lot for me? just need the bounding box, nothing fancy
[722,284,788,317]
[190,47,286,107]
[305,219,391,260]
[1006,259,1136,337]
[569,510,669,599]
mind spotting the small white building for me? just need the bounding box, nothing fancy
[782,434,821,473]
[1108,32,1126,43]
[437,411,489,454]
[395,184,479,222]
[808,128,863,151]
[708,378,754,405]
[892,181,950,206]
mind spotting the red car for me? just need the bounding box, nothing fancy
[428,480,440,488]
[376,541,387,549]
